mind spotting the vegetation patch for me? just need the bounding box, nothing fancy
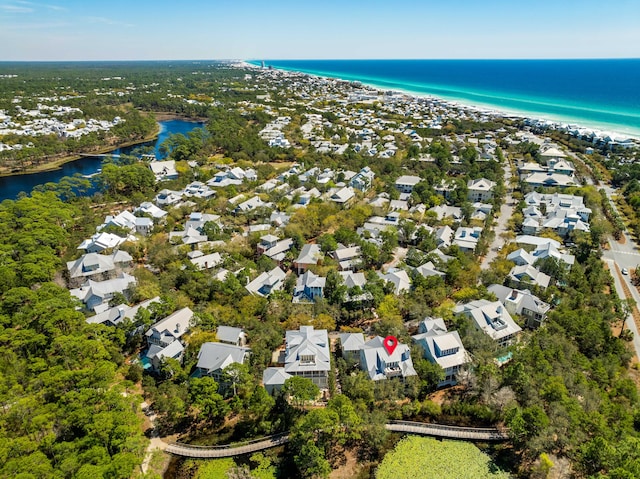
[376,436,510,479]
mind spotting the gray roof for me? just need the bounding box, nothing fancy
[195,342,251,374]
[359,336,417,381]
[86,296,160,326]
[217,325,244,344]
[339,332,365,352]
[295,244,322,266]
[145,307,193,341]
[263,367,292,386]
[66,251,132,278]
[454,300,522,342]
[146,340,184,361]
[284,326,331,374]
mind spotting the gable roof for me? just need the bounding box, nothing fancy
[339,332,365,352]
[196,342,251,374]
[145,307,194,341]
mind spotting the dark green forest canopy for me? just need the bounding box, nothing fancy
[0,193,145,478]
[0,64,639,478]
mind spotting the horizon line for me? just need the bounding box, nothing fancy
[1,57,640,64]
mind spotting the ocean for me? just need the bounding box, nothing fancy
[251,59,640,138]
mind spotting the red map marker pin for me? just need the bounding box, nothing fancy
[383,335,398,355]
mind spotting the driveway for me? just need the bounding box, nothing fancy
[481,161,515,270]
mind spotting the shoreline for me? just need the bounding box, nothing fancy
[0,113,207,178]
[255,62,640,141]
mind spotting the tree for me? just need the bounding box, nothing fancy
[188,377,229,424]
[282,376,319,407]
[324,270,347,305]
[294,443,331,479]
[222,362,253,399]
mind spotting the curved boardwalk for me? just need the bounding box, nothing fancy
[385,420,509,442]
[165,433,290,458]
[164,422,508,458]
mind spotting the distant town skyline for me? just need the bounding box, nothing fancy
[1,0,639,61]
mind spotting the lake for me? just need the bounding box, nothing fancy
[0,118,205,202]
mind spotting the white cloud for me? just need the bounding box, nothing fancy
[84,16,134,28]
[15,1,65,11]
[0,4,34,12]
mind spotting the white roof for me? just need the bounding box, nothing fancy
[395,175,421,186]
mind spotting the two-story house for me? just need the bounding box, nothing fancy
[454,300,522,348]
[412,317,470,387]
[283,326,331,388]
[359,336,417,381]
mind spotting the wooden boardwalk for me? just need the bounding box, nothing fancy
[164,422,508,458]
[165,433,290,458]
[385,420,509,441]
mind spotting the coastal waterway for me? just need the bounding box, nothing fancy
[0,119,204,202]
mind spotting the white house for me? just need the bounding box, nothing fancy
[412,317,470,387]
[488,284,550,329]
[467,178,496,202]
[149,160,178,182]
[454,300,521,347]
[246,267,287,297]
[359,336,417,381]
[395,175,422,194]
[284,326,331,389]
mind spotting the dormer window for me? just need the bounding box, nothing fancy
[300,354,315,364]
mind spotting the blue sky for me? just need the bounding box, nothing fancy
[1,0,639,61]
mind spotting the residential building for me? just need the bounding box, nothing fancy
[349,166,375,192]
[467,178,496,202]
[246,267,287,297]
[359,336,417,381]
[509,265,551,290]
[216,326,247,346]
[284,326,331,388]
[262,367,292,396]
[331,245,361,271]
[86,296,160,327]
[294,244,323,274]
[145,307,194,348]
[339,332,365,362]
[193,342,251,384]
[70,273,136,313]
[66,250,132,285]
[454,300,522,347]
[453,226,482,252]
[149,160,178,182]
[294,271,326,303]
[488,284,550,329]
[395,175,422,194]
[412,317,469,387]
[378,268,411,295]
[188,250,222,270]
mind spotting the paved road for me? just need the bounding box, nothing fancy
[481,160,514,270]
[604,259,640,358]
[599,184,640,358]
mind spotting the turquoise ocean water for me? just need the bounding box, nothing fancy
[251,59,640,138]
